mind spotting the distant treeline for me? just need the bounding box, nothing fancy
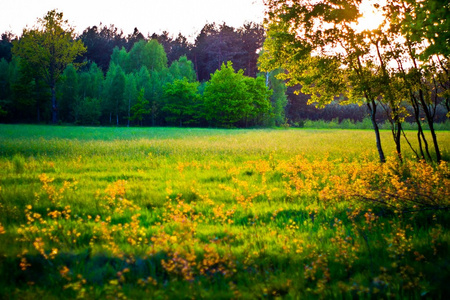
[0,21,448,126]
[0,22,290,127]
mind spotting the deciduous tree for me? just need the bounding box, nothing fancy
[260,0,448,162]
[162,78,200,126]
[203,61,271,127]
[130,89,150,126]
[12,10,86,124]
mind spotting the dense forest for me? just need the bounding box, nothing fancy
[0,14,288,127]
[0,9,448,128]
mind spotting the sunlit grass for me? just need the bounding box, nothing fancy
[0,125,449,298]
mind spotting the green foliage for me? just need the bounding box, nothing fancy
[0,58,10,119]
[242,75,273,126]
[169,55,197,82]
[135,66,151,99]
[0,58,9,100]
[8,57,36,117]
[128,40,168,73]
[400,0,450,57]
[8,56,51,122]
[12,10,86,123]
[130,89,150,125]
[110,46,129,71]
[78,62,104,100]
[203,61,271,127]
[144,40,167,72]
[4,15,281,128]
[103,64,126,125]
[265,69,288,126]
[259,0,449,162]
[58,64,79,122]
[124,73,138,126]
[162,78,200,126]
[72,97,101,125]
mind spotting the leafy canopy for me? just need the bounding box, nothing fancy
[12,10,86,88]
[162,78,200,126]
[203,61,271,127]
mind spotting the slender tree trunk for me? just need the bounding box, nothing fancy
[401,128,419,160]
[406,40,441,162]
[418,89,441,162]
[428,120,441,162]
[375,41,402,161]
[354,55,385,163]
[417,125,425,160]
[367,100,385,163]
[395,121,402,162]
[392,48,431,161]
[419,126,432,161]
[412,101,424,159]
[389,104,403,162]
[51,86,57,124]
[411,98,431,160]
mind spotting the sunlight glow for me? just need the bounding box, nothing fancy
[354,0,386,32]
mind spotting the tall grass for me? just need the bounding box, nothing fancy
[0,125,449,299]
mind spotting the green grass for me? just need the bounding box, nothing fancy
[0,124,449,299]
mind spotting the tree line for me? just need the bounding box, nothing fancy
[0,10,287,127]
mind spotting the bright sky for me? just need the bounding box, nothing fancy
[0,0,266,40]
[355,0,386,32]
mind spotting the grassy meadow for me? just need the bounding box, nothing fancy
[0,124,449,299]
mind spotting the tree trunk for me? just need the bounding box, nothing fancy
[418,89,441,162]
[428,121,441,162]
[389,105,403,162]
[394,121,402,162]
[406,41,441,162]
[411,98,431,160]
[368,100,385,163]
[375,41,401,161]
[51,86,57,124]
